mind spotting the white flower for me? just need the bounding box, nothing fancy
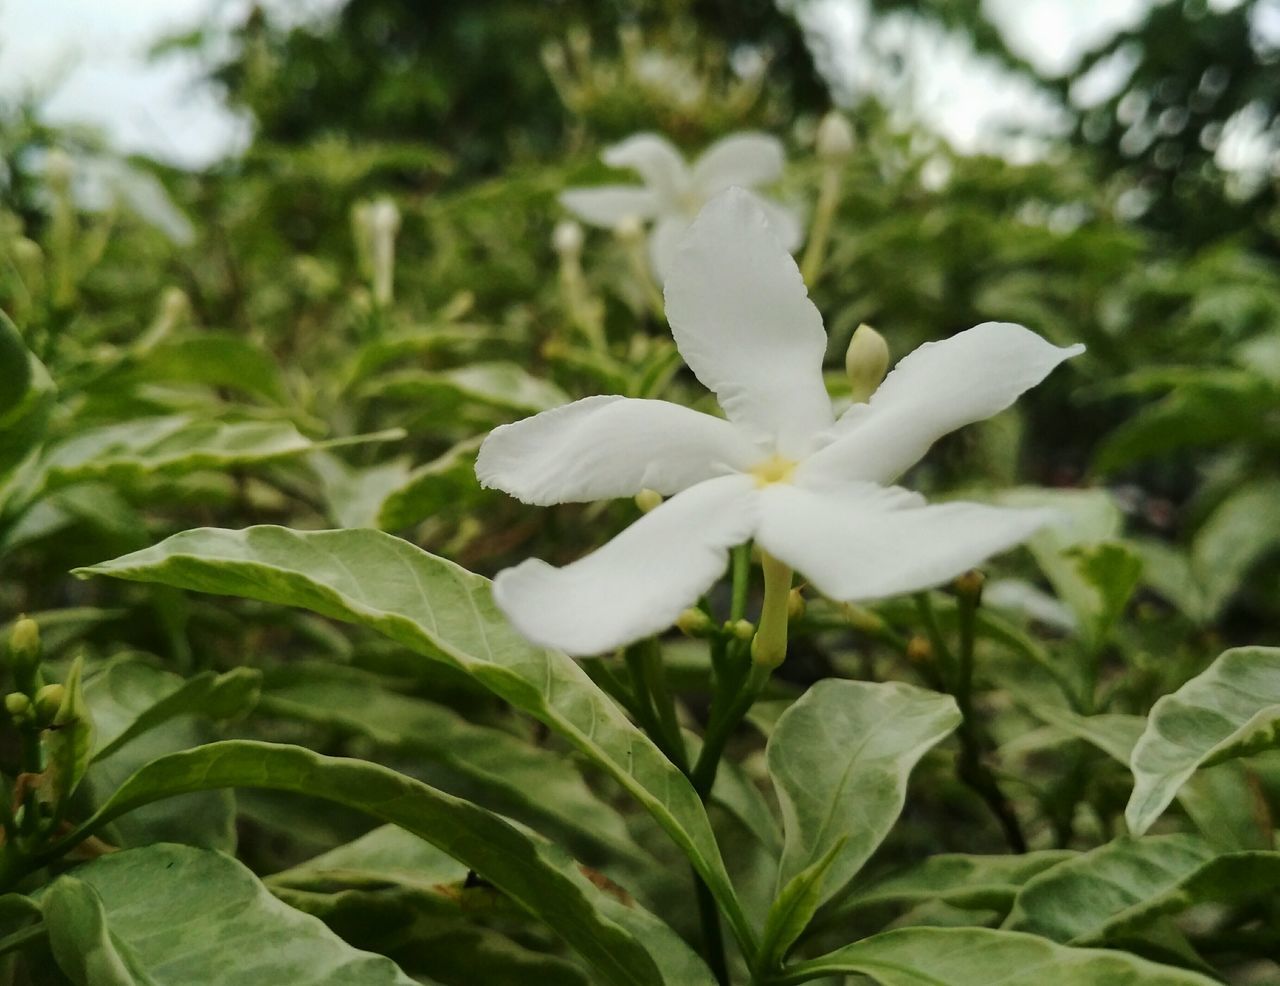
[560,132,802,282]
[478,188,1084,656]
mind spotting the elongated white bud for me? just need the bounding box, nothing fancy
[845,323,889,403]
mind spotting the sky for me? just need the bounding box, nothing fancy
[0,0,1268,171]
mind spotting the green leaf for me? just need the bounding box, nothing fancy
[1127,646,1280,835]
[259,663,641,861]
[43,877,153,986]
[119,333,289,403]
[997,488,1136,648]
[1002,835,1214,943]
[43,846,418,985]
[87,661,261,763]
[838,850,1076,914]
[76,525,748,949]
[756,841,844,972]
[767,680,961,917]
[0,316,55,481]
[780,926,1218,985]
[57,740,712,986]
[1190,478,1280,618]
[375,437,486,531]
[35,417,400,497]
[364,362,568,416]
[310,452,413,528]
[1028,704,1144,763]
[41,657,94,807]
[81,663,239,851]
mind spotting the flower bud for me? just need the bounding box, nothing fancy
[634,488,663,513]
[552,219,584,258]
[787,587,806,620]
[906,635,933,665]
[845,323,889,403]
[8,616,40,673]
[33,683,65,725]
[815,111,855,162]
[4,692,30,720]
[675,608,712,637]
[953,569,985,602]
[842,603,884,633]
[727,618,755,641]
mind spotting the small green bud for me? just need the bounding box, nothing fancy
[33,683,65,724]
[842,603,884,633]
[845,323,889,403]
[675,608,713,637]
[906,636,933,665]
[787,587,806,620]
[815,110,855,162]
[4,692,31,720]
[953,569,985,602]
[728,618,755,641]
[9,616,40,670]
[634,488,663,513]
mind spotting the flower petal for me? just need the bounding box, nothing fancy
[799,322,1084,486]
[751,194,805,254]
[476,395,761,505]
[691,132,786,196]
[756,482,1053,601]
[664,188,833,456]
[493,474,760,655]
[602,133,689,202]
[559,186,659,228]
[648,214,690,283]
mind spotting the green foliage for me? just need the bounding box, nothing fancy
[1,1,1278,982]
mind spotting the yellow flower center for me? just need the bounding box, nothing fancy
[750,454,798,487]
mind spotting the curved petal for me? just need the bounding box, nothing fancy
[647,214,691,284]
[559,186,659,228]
[691,132,786,197]
[493,474,760,655]
[799,322,1085,486]
[750,193,805,254]
[756,481,1054,602]
[664,188,833,457]
[476,395,760,505]
[602,133,689,203]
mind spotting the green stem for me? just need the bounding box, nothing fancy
[729,545,751,622]
[912,593,955,686]
[692,662,771,799]
[693,868,731,986]
[799,165,842,287]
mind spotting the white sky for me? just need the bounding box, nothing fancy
[0,0,1270,172]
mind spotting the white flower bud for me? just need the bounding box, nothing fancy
[552,219,584,257]
[815,111,855,162]
[845,323,889,403]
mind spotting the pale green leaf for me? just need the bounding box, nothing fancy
[57,740,712,986]
[44,847,417,985]
[767,680,961,914]
[76,525,748,947]
[780,926,1218,985]
[1127,646,1280,835]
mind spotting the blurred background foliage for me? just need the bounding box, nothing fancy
[2,0,1280,979]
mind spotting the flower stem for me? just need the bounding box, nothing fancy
[799,164,842,287]
[751,552,792,669]
[693,868,730,986]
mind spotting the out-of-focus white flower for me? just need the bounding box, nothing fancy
[815,110,856,162]
[32,149,195,245]
[352,197,401,305]
[560,132,802,282]
[478,189,1084,656]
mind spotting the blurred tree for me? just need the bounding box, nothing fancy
[211,0,824,178]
